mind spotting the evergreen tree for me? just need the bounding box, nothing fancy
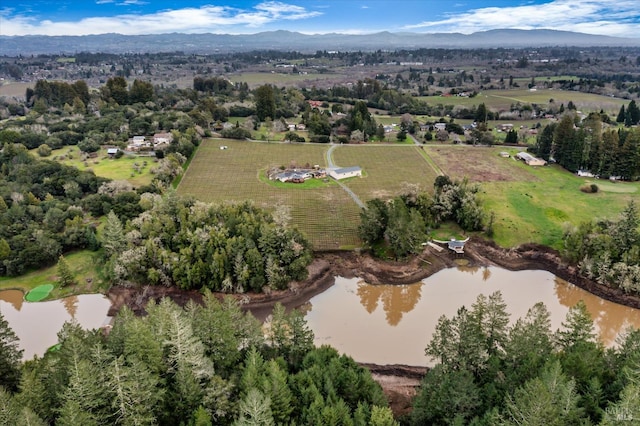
[500,361,584,425]
[254,85,276,122]
[234,389,274,426]
[616,105,626,123]
[625,100,640,126]
[56,255,75,287]
[0,312,22,392]
[535,123,555,161]
[101,211,126,259]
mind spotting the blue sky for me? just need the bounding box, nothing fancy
[1,0,639,37]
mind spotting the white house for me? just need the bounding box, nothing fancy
[153,132,173,146]
[328,166,362,180]
[434,123,447,131]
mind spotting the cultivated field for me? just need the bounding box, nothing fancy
[177,139,362,250]
[331,145,440,200]
[178,139,640,250]
[420,89,627,115]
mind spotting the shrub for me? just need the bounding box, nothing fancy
[580,184,599,193]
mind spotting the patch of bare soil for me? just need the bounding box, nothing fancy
[106,237,640,418]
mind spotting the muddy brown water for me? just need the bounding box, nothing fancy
[0,290,111,359]
[304,267,640,366]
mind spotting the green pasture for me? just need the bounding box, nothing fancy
[427,146,640,248]
[418,89,627,114]
[0,250,106,299]
[44,145,154,187]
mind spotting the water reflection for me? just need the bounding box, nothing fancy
[63,295,78,319]
[305,267,640,366]
[554,277,640,345]
[0,289,24,311]
[0,292,111,359]
[356,280,422,326]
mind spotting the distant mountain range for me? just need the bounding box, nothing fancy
[2,29,639,55]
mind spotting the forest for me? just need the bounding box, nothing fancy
[1,289,639,425]
[0,296,395,425]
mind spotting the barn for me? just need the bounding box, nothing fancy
[328,166,362,180]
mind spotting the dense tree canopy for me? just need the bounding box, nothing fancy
[411,292,640,425]
[0,296,393,425]
[105,192,312,292]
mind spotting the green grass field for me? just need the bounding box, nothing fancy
[426,146,640,248]
[0,251,107,298]
[44,146,154,187]
[228,72,344,88]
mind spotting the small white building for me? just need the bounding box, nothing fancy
[434,123,447,131]
[153,132,173,146]
[328,166,362,180]
[516,152,546,166]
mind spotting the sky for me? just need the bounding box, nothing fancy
[1,0,639,38]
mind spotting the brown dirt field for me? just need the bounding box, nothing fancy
[106,239,640,418]
[426,145,538,182]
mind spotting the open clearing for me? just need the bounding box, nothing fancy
[427,145,639,248]
[43,145,154,187]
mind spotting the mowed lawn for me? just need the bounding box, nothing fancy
[426,145,640,248]
[44,145,154,187]
[177,139,362,250]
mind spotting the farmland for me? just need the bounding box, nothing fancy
[177,139,362,250]
[426,145,640,248]
[419,88,627,115]
[179,139,640,251]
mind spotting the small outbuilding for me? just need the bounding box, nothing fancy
[328,166,362,180]
[516,152,546,166]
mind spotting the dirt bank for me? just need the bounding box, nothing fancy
[106,237,640,418]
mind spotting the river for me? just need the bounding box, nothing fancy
[304,266,640,366]
[0,290,112,360]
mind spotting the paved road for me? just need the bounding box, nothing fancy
[326,144,366,209]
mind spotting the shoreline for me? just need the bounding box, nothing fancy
[107,236,640,318]
[100,238,640,417]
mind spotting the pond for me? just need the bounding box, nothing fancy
[0,290,112,359]
[304,266,640,366]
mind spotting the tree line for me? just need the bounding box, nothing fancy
[535,112,640,180]
[408,291,640,425]
[358,176,486,259]
[0,296,396,425]
[563,200,640,297]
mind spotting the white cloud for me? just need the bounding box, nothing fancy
[0,2,322,36]
[404,0,640,37]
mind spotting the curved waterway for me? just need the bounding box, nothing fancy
[304,266,640,366]
[0,290,111,360]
